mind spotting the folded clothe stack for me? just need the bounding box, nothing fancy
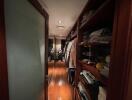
[78,82,89,100]
[82,30,93,41]
[89,28,111,37]
[98,86,107,100]
[88,28,112,44]
[80,70,100,100]
[89,36,112,44]
[82,59,89,63]
[100,66,109,78]
[80,70,96,84]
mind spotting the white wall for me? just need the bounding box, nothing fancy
[4,0,45,100]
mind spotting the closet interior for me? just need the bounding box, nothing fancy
[64,0,115,100]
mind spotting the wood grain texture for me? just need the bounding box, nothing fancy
[74,0,132,100]
[123,1,132,100]
[0,0,9,99]
[107,0,132,100]
[48,61,73,100]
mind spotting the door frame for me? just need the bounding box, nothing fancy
[0,0,9,99]
[0,0,49,100]
[28,0,49,100]
[107,0,132,100]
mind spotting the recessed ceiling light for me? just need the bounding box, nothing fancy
[58,20,62,24]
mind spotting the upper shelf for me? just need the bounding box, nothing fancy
[79,0,114,32]
[79,39,111,47]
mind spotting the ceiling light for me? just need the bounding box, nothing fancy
[56,25,65,29]
[58,20,62,24]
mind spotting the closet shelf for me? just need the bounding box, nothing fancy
[79,40,111,47]
[78,60,108,86]
[80,0,114,32]
[78,81,92,100]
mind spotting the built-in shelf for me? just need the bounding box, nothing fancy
[78,60,108,86]
[65,0,115,99]
[80,0,114,32]
[79,75,99,100]
[78,81,92,100]
[74,87,81,100]
[79,40,111,47]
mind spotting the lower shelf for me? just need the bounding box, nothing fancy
[74,87,81,100]
[78,60,108,86]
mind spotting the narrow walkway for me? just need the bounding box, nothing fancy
[48,61,73,100]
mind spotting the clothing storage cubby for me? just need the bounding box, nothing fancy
[77,0,115,99]
[64,0,116,100]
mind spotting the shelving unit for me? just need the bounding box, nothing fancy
[79,75,98,100]
[79,0,114,32]
[65,0,115,99]
[74,87,81,100]
[77,0,114,98]
[77,81,92,100]
[78,61,108,86]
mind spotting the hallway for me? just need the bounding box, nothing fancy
[48,61,73,100]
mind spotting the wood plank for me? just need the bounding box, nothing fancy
[107,0,132,100]
[80,0,114,32]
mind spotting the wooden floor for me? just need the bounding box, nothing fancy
[48,60,73,100]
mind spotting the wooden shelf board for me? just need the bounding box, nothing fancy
[78,81,92,100]
[79,40,111,47]
[74,87,81,100]
[80,0,114,32]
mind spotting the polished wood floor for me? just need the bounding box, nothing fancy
[48,61,73,100]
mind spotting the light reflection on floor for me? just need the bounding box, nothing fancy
[48,61,73,100]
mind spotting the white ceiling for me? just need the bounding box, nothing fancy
[39,0,88,38]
